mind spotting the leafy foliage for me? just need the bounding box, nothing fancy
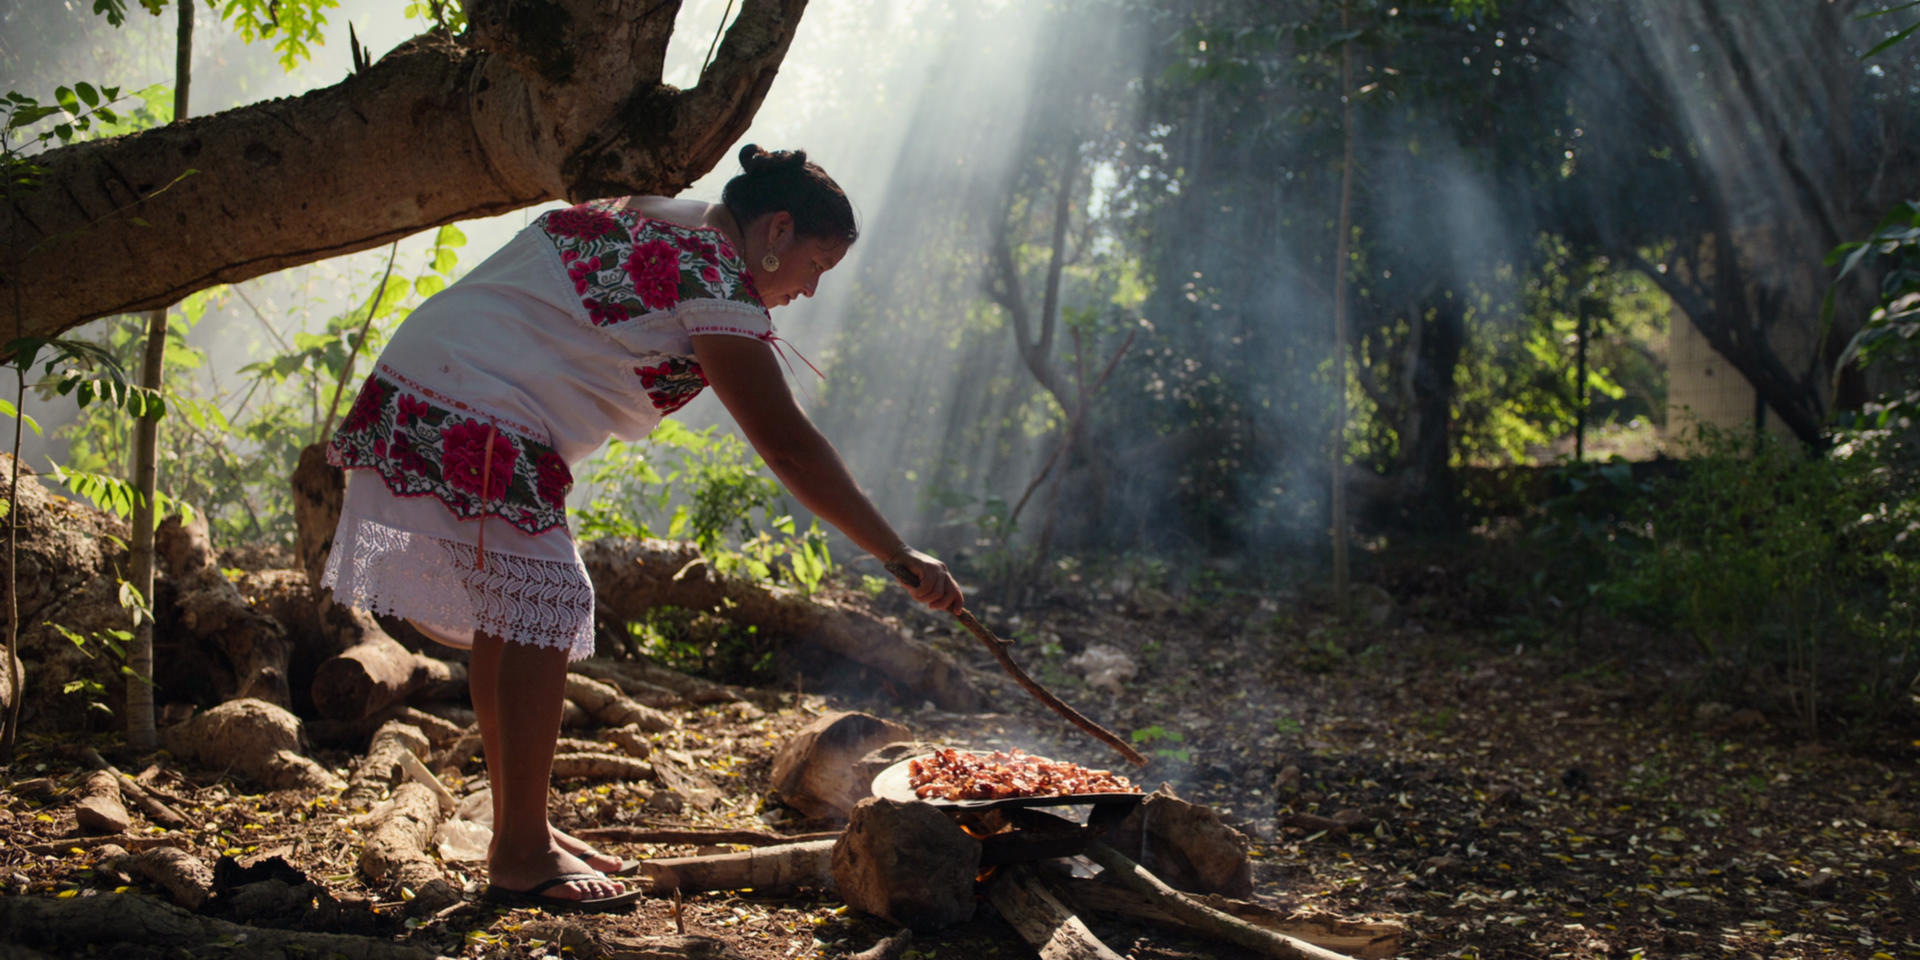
[575,421,835,591]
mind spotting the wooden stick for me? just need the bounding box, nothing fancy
[987,864,1125,960]
[886,563,1147,767]
[1055,880,1404,960]
[573,826,842,847]
[628,838,837,896]
[1083,842,1357,960]
[78,748,190,829]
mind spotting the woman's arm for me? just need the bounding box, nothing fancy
[691,333,963,612]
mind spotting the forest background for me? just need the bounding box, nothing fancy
[3,0,1919,767]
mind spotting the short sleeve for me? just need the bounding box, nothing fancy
[678,297,774,340]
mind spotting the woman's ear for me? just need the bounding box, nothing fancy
[765,211,796,251]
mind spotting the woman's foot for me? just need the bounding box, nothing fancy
[551,825,636,875]
[487,843,629,904]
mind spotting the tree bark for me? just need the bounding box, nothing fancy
[0,0,810,339]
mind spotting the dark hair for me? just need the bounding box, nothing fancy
[721,145,858,246]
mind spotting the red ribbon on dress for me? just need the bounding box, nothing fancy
[476,424,497,571]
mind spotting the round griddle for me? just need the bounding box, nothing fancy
[869,753,1147,812]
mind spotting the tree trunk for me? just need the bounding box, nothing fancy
[582,538,980,710]
[0,893,435,960]
[0,0,810,340]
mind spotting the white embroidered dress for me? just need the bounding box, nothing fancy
[322,202,773,660]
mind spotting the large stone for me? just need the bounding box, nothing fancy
[831,798,979,932]
[769,711,912,820]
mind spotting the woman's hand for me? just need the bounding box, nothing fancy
[885,548,964,614]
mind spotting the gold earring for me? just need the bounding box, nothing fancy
[761,253,781,272]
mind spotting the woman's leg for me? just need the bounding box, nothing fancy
[470,630,625,899]
[469,634,625,873]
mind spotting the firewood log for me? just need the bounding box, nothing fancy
[987,864,1124,960]
[117,846,215,911]
[311,632,467,722]
[160,699,344,793]
[629,838,837,895]
[1056,880,1405,960]
[156,513,294,708]
[550,751,655,781]
[73,769,131,836]
[1083,841,1356,960]
[357,781,460,913]
[340,721,431,812]
[565,674,674,731]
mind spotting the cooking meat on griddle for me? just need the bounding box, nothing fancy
[907,747,1141,800]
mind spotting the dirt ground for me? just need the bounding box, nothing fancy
[3,558,1917,959]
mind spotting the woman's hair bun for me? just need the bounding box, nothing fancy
[723,144,857,246]
[738,144,808,174]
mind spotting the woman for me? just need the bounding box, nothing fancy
[323,145,964,911]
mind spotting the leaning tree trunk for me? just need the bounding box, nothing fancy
[0,0,809,341]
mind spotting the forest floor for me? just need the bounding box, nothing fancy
[3,547,1918,960]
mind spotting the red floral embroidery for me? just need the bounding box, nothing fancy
[534,451,571,506]
[632,356,708,414]
[546,204,619,240]
[567,254,602,295]
[326,371,571,536]
[342,375,386,435]
[585,299,629,327]
[396,393,430,427]
[442,419,519,501]
[625,239,682,311]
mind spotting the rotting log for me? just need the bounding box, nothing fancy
[160,698,344,792]
[311,632,467,722]
[0,892,435,960]
[629,838,837,896]
[156,513,293,708]
[582,538,981,710]
[1083,841,1356,960]
[73,770,131,836]
[116,847,215,911]
[566,674,674,731]
[75,747,190,829]
[341,721,432,812]
[358,781,460,913]
[987,864,1124,960]
[571,657,747,707]
[550,751,655,782]
[1056,881,1405,960]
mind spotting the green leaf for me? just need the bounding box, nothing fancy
[1862,20,1920,59]
[75,82,100,107]
[0,398,42,436]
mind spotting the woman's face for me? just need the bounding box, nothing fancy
[748,213,851,308]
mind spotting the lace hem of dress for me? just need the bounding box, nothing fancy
[321,513,596,661]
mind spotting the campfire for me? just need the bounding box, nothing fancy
[753,713,1404,960]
